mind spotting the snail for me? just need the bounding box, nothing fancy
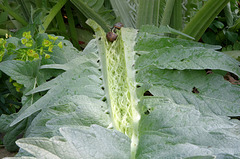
[106,31,118,42]
[106,22,124,42]
[113,22,124,31]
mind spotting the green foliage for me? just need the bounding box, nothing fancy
[0,0,234,51]
[0,31,59,119]
[200,1,240,61]
[0,31,80,151]
[201,1,240,47]
[1,20,239,158]
[0,0,93,49]
[180,0,230,41]
[182,0,207,24]
[0,73,21,115]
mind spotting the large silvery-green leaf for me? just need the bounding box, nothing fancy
[137,68,240,116]
[24,95,110,139]
[9,41,105,126]
[5,125,130,159]
[136,97,240,158]
[4,20,240,159]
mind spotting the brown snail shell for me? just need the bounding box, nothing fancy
[106,32,118,42]
[114,22,124,30]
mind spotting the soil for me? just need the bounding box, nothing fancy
[0,147,17,159]
[0,133,17,159]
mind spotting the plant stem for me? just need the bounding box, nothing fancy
[40,0,68,33]
[179,0,230,41]
[161,0,175,26]
[87,20,140,159]
[55,11,68,37]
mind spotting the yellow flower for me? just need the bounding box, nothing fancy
[21,38,27,44]
[48,35,58,41]
[22,32,27,37]
[27,49,35,57]
[45,54,50,59]
[23,31,31,39]
[43,39,52,47]
[57,42,63,48]
[48,45,53,52]
[22,39,33,47]
[33,53,39,59]
[26,41,33,47]
[13,82,23,92]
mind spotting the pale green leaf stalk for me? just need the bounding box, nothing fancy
[136,0,166,28]
[110,0,136,28]
[161,0,175,26]
[170,0,182,31]
[86,19,140,158]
